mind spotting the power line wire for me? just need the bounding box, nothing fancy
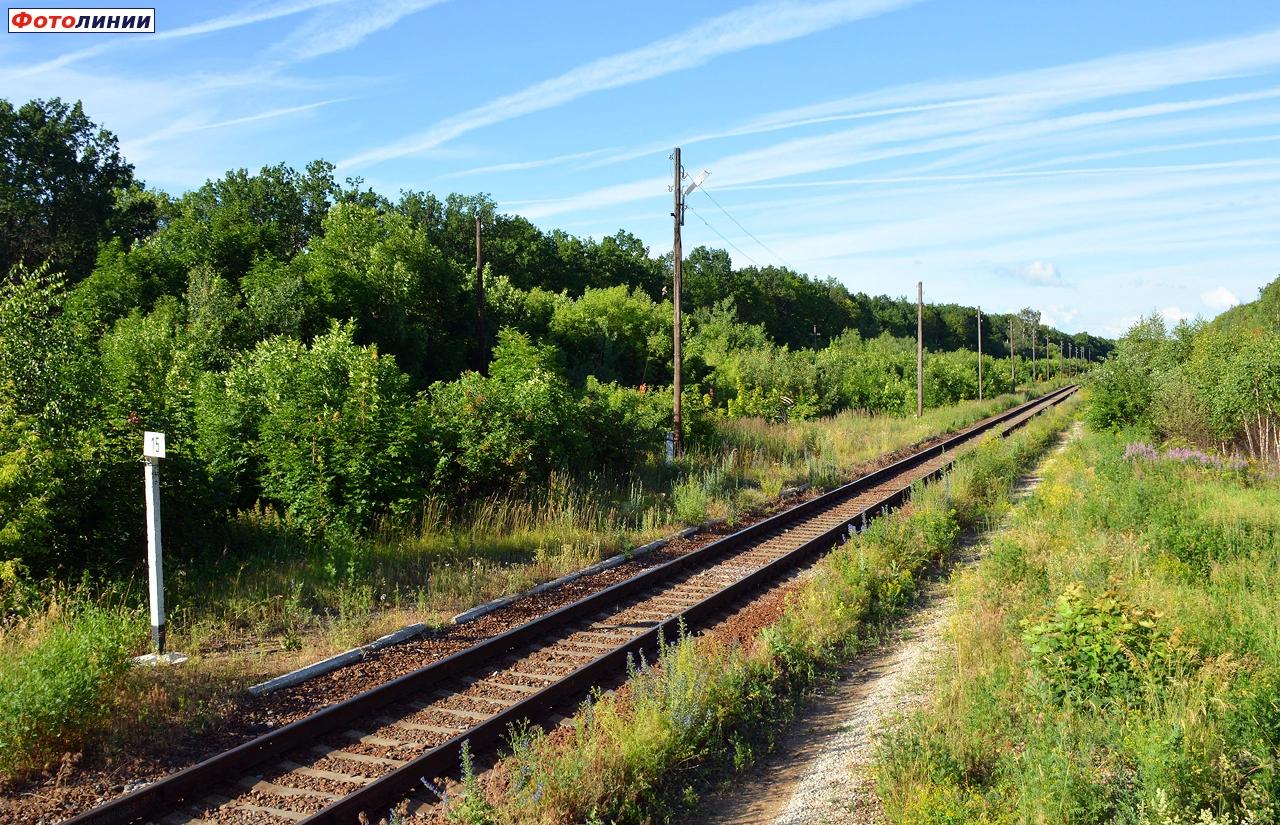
[685,203,761,267]
[696,186,793,270]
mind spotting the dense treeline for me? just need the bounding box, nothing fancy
[0,97,1100,577]
[1089,277,1280,463]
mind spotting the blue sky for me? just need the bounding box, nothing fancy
[4,0,1280,336]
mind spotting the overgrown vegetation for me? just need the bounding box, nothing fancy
[0,95,1094,785]
[1088,277,1280,463]
[873,423,1280,824]
[0,587,144,777]
[438,396,1077,823]
[0,97,1099,586]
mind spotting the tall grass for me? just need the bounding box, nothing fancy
[440,395,1078,823]
[165,386,1056,663]
[0,590,144,778]
[873,423,1280,824]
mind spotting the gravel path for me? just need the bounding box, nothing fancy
[688,423,1078,825]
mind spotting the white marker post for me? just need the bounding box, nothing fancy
[143,431,167,654]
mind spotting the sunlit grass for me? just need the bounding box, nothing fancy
[873,424,1280,824]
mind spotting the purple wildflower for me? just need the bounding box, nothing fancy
[1123,442,1159,462]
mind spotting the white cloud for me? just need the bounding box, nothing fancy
[1161,306,1193,325]
[338,0,918,169]
[1011,260,1064,286]
[520,24,1280,177]
[1040,306,1080,329]
[441,147,620,180]
[519,85,1280,219]
[1200,286,1241,310]
[270,0,448,62]
[125,99,347,151]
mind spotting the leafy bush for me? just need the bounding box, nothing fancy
[671,476,710,524]
[1021,584,1188,706]
[197,323,429,532]
[0,597,143,777]
[578,377,668,469]
[429,330,582,499]
[548,285,669,386]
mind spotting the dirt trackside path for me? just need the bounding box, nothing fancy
[685,424,1078,825]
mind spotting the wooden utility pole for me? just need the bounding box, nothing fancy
[916,281,923,417]
[1009,317,1016,390]
[1031,323,1037,384]
[671,148,684,456]
[475,214,487,375]
[976,306,983,400]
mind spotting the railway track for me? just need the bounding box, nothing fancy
[67,385,1077,825]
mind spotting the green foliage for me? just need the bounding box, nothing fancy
[199,323,429,532]
[1087,315,1178,432]
[241,255,322,341]
[429,330,583,500]
[578,377,668,468]
[0,595,144,777]
[305,201,466,381]
[1087,288,1280,464]
[548,285,669,386]
[0,264,98,427]
[0,98,137,281]
[1022,584,1186,706]
[157,160,335,281]
[0,266,106,570]
[671,476,710,524]
[65,238,183,332]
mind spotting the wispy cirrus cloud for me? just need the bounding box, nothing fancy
[518,84,1280,219]
[269,0,449,62]
[440,147,621,180]
[337,0,919,169]
[483,24,1280,177]
[124,98,348,152]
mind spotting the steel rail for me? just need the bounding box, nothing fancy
[65,385,1076,825]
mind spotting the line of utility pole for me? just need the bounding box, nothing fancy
[1009,317,1016,390]
[1031,324,1037,384]
[976,306,983,401]
[916,281,924,418]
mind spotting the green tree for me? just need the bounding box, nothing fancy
[429,330,582,499]
[548,286,670,386]
[305,201,466,381]
[0,98,136,281]
[197,323,429,532]
[157,161,336,281]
